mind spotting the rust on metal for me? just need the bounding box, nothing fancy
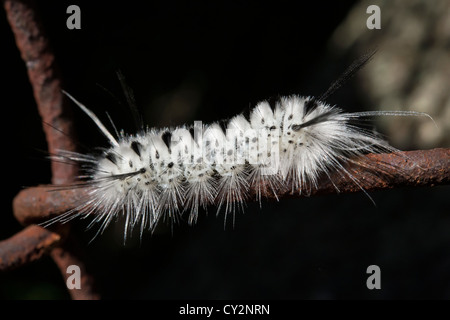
[13,186,85,226]
[304,148,450,197]
[2,0,100,300]
[10,148,450,225]
[262,148,450,199]
[0,225,65,271]
[4,0,78,184]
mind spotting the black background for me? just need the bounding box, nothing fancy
[1,1,449,299]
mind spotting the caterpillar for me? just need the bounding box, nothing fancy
[44,53,431,240]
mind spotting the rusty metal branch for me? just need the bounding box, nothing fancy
[11,148,450,225]
[283,148,450,198]
[2,0,99,299]
[13,188,84,226]
[0,225,65,271]
[3,147,448,287]
[4,0,78,184]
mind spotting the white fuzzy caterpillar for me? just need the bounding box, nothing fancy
[48,92,429,239]
[44,56,432,240]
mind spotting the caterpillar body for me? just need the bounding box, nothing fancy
[46,56,430,240]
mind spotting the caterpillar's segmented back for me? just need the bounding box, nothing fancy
[46,90,429,241]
